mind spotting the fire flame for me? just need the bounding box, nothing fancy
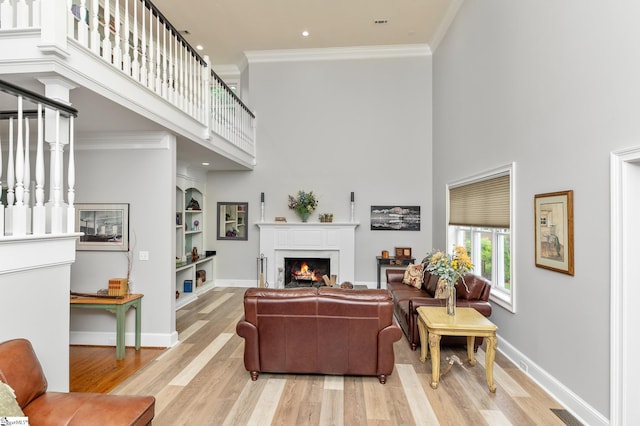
[293,262,321,281]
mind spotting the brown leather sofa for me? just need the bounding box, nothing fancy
[0,338,155,425]
[236,287,403,384]
[386,268,492,351]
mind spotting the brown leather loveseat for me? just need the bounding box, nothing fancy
[236,287,402,384]
[0,338,155,425]
[386,268,492,351]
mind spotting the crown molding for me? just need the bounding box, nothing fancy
[243,44,431,64]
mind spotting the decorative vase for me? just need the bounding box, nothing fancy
[297,209,311,222]
[446,284,456,316]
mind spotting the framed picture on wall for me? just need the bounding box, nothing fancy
[534,190,574,275]
[75,203,130,251]
[370,205,421,231]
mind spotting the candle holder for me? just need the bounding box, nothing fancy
[350,192,355,222]
[260,192,265,222]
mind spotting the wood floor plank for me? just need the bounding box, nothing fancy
[70,287,574,425]
[169,332,233,386]
[476,348,529,397]
[319,388,344,426]
[247,376,287,425]
[396,363,439,425]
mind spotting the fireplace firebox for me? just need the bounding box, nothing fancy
[284,257,330,288]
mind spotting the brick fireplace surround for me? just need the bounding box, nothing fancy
[257,222,359,289]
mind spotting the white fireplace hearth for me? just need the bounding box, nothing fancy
[257,222,359,288]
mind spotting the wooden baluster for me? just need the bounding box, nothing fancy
[101,0,112,61]
[90,0,100,54]
[32,0,40,27]
[67,0,74,38]
[77,0,89,47]
[51,110,63,234]
[1,0,13,29]
[16,0,28,27]
[13,98,26,235]
[23,117,31,209]
[188,54,193,115]
[147,6,154,90]
[123,0,131,74]
[155,12,161,94]
[113,0,122,68]
[168,28,174,103]
[179,42,185,110]
[7,118,15,209]
[162,22,167,98]
[203,56,211,133]
[67,116,76,234]
[131,0,139,79]
[139,1,147,85]
[33,104,46,235]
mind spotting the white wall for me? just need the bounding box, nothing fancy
[70,132,178,348]
[0,237,77,392]
[207,53,433,287]
[433,1,640,423]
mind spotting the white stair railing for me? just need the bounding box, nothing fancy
[1,0,256,157]
[0,80,79,237]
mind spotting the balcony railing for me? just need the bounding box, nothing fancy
[0,79,79,237]
[0,0,255,156]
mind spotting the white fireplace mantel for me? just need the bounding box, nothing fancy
[257,222,359,288]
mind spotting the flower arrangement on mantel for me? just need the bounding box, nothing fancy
[424,245,473,290]
[288,190,318,222]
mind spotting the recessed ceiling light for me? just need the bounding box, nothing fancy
[201,162,210,166]
[196,45,204,51]
[302,30,309,37]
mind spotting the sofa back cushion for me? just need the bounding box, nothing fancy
[423,271,440,297]
[242,287,394,376]
[457,273,491,300]
[0,339,48,409]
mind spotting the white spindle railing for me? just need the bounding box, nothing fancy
[0,0,256,157]
[0,80,79,237]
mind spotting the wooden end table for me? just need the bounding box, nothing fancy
[70,294,143,360]
[417,306,498,392]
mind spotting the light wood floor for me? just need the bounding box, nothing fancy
[72,287,576,425]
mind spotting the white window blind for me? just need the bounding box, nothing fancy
[449,174,510,228]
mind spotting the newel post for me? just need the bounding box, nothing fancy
[39,0,69,56]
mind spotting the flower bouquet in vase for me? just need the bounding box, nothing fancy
[425,246,473,315]
[288,190,318,222]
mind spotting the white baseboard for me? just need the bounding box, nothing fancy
[70,330,177,348]
[498,335,609,426]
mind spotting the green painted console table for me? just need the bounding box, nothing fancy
[70,293,143,360]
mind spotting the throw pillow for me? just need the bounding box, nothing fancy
[0,380,24,417]
[434,278,450,299]
[402,263,424,288]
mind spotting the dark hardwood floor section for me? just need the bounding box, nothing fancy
[70,345,165,393]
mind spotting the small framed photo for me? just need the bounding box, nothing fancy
[534,190,574,275]
[75,203,129,251]
[395,247,412,259]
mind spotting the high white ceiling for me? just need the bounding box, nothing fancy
[150,0,459,67]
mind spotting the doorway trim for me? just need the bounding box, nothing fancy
[610,146,640,425]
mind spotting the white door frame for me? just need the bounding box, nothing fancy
[610,146,640,425]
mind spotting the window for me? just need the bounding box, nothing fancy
[447,164,515,312]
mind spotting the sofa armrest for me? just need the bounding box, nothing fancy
[236,319,260,372]
[377,324,402,375]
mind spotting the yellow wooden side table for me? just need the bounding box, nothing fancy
[417,306,498,392]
